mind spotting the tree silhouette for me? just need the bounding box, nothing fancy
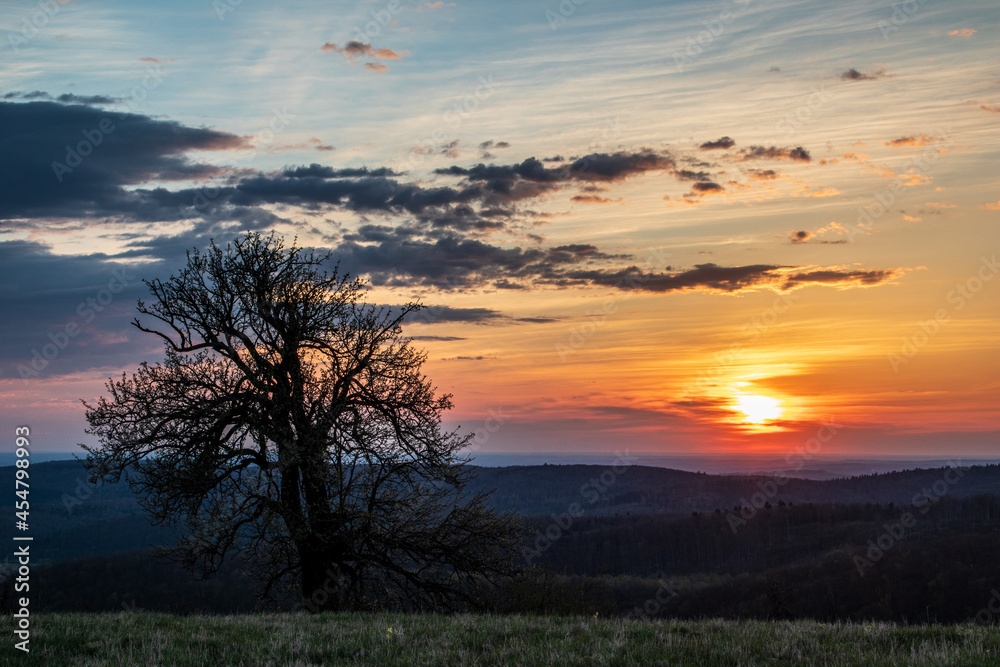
[82,232,521,611]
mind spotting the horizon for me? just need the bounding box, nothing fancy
[9,450,998,481]
[1,0,997,458]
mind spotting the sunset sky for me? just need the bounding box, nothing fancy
[1,0,997,458]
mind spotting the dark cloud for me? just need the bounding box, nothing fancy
[882,135,941,147]
[788,229,848,245]
[570,195,621,204]
[839,68,887,81]
[738,145,811,162]
[558,263,898,293]
[322,41,406,60]
[478,140,510,152]
[674,169,712,181]
[431,150,673,206]
[568,150,674,182]
[747,169,780,181]
[282,164,399,179]
[699,136,735,150]
[408,335,466,341]
[402,305,507,325]
[781,269,895,289]
[0,101,246,221]
[691,181,724,193]
[3,91,121,105]
[0,240,163,379]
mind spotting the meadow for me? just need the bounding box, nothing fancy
[1,612,997,666]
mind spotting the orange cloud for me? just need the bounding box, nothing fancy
[980,201,1000,211]
[925,202,956,209]
[365,63,389,73]
[948,29,976,37]
[796,186,840,198]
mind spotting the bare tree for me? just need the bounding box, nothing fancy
[82,232,521,611]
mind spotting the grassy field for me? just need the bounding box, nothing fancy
[1,613,997,666]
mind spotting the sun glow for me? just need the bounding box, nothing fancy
[734,394,784,424]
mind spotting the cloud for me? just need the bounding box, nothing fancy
[980,201,1000,211]
[981,105,1000,114]
[552,263,898,293]
[0,240,163,379]
[738,145,811,162]
[839,68,888,81]
[787,227,847,244]
[568,150,675,182]
[0,100,246,222]
[779,268,897,289]
[746,169,780,181]
[948,29,976,37]
[699,136,735,150]
[674,169,712,181]
[883,135,942,147]
[795,186,839,198]
[408,335,465,341]
[403,305,508,325]
[365,63,388,73]
[322,41,407,60]
[570,195,623,204]
[691,181,724,193]
[433,150,674,205]
[3,91,121,105]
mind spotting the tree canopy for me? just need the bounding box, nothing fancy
[83,232,521,611]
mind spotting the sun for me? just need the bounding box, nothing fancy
[734,394,784,424]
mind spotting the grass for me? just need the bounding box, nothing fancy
[1,613,998,666]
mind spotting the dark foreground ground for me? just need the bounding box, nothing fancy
[0,612,997,666]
